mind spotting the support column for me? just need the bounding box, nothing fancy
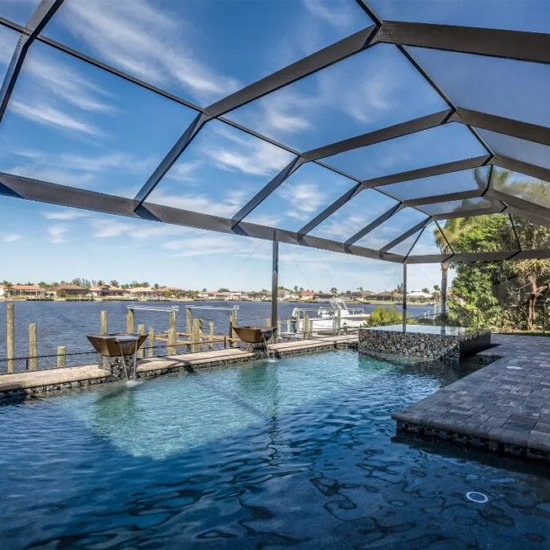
[271,232,279,342]
[402,262,407,331]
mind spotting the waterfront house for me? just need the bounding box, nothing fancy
[89,285,127,299]
[371,291,400,302]
[300,290,319,302]
[55,284,88,298]
[0,284,46,298]
[407,290,432,302]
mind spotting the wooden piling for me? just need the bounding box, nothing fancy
[28,323,37,371]
[287,319,291,333]
[266,317,271,327]
[57,346,66,368]
[6,303,14,373]
[126,309,134,334]
[186,308,192,335]
[192,318,201,353]
[277,321,281,342]
[169,310,177,333]
[100,310,108,335]
[303,314,310,340]
[336,309,341,334]
[137,324,145,359]
[209,321,214,350]
[168,328,176,355]
[148,327,155,358]
[229,310,238,348]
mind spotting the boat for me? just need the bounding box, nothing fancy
[291,298,369,333]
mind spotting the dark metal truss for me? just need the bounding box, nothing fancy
[0,1,549,264]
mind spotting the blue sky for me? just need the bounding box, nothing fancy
[8,0,550,289]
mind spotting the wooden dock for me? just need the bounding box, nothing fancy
[0,334,358,400]
[393,334,550,461]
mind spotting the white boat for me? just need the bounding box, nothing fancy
[291,298,369,333]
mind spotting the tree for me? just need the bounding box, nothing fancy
[444,197,550,330]
[218,287,230,292]
[330,287,338,295]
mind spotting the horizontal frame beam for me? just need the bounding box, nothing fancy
[486,188,550,222]
[453,109,550,147]
[362,155,490,188]
[402,188,483,207]
[492,155,550,184]
[302,109,451,162]
[0,171,403,263]
[431,205,504,220]
[376,21,550,64]
[205,25,377,118]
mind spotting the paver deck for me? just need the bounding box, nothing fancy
[393,334,550,460]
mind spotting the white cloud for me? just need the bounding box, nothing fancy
[163,232,249,258]
[167,160,202,182]
[44,210,88,221]
[279,181,327,219]
[10,100,101,136]
[60,0,241,103]
[7,164,96,188]
[302,0,358,30]
[147,192,242,218]
[2,233,22,243]
[47,225,69,244]
[25,54,115,114]
[204,125,294,177]
[88,218,184,240]
[6,150,157,191]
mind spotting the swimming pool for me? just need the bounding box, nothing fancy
[1,351,549,549]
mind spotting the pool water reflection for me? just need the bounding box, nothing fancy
[1,351,549,549]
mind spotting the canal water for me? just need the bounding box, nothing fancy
[0,301,433,358]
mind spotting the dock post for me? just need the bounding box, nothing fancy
[137,324,145,358]
[148,327,155,357]
[169,309,177,333]
[29,323,37,371]
[57,346,66,368]
[6,303,14,373]
[100,311,108,335]
[168,329,176,356]
[186,308,192,335]
[209,321,214,350]
[402,262,407,330]
[230,310,238,348]
[266,318,271,327]
[126,309,134,334]
[271,232,279,342]
[192,318,201,353]
[304,314,310,340]
[336,309,341,334]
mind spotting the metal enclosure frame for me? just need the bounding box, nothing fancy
[0,0,548,265]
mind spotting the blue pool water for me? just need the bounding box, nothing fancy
[1,351,549,549]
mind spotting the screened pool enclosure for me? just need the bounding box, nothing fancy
[0,0,549,266]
